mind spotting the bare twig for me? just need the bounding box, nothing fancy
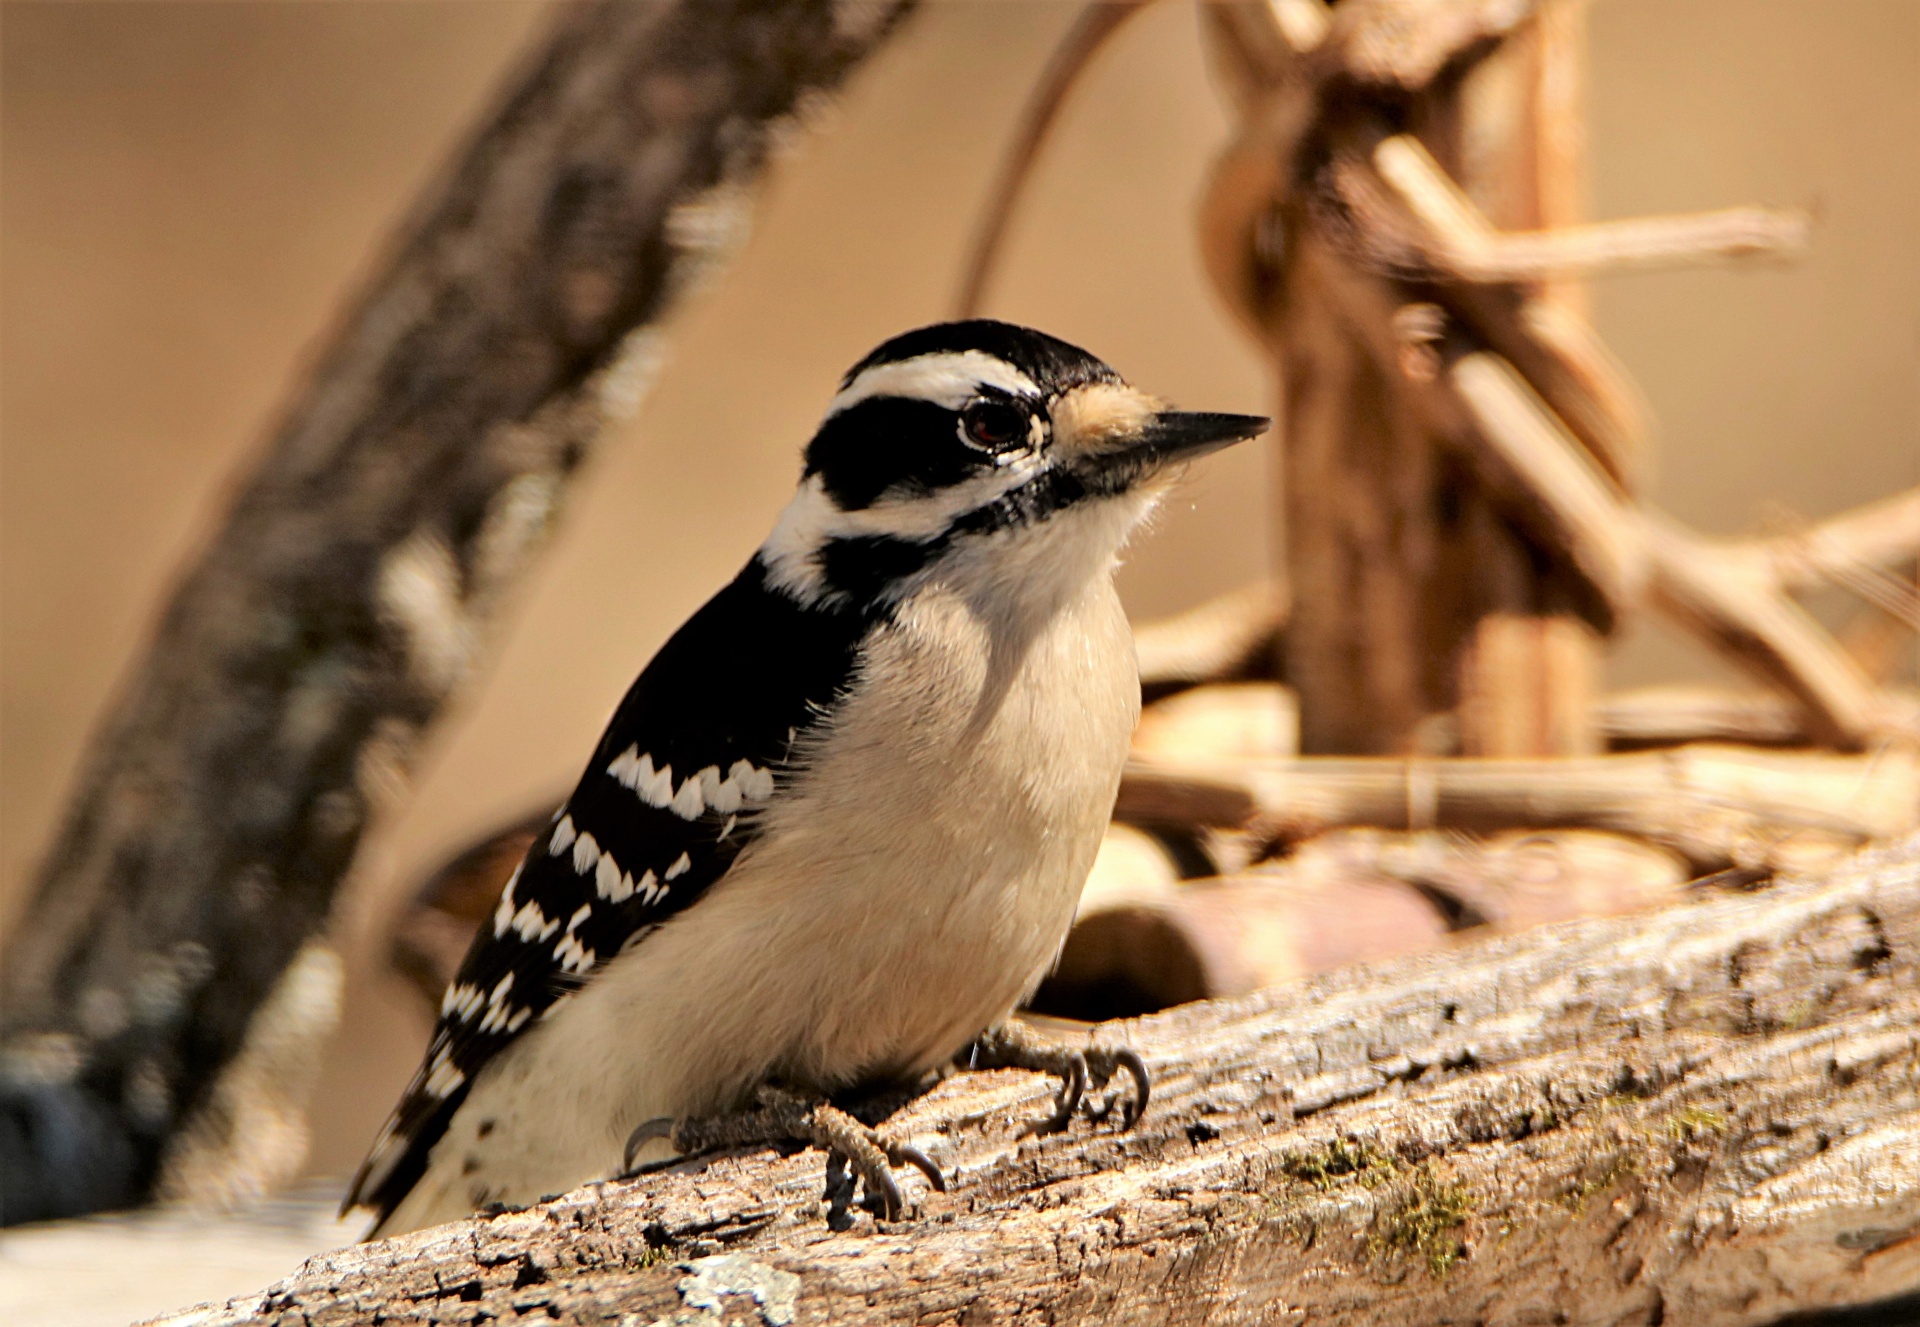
[1118,743,1920,869]
[1372,134,1810,280]
[953,0,1155,317]
[1448,353,1904,749]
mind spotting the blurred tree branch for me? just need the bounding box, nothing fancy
[0,0,914,1225]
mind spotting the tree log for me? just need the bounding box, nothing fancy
[151,840,1920,1326]
[0,0,913,1225]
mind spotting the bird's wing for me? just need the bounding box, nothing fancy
[345,558,872,1220]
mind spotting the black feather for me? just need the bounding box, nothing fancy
[346,556,877,1221]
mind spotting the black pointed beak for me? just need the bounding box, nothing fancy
[1131,411,1271,463]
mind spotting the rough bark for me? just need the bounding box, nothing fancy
[151,841,1920,1327]
[0,0,913,1225]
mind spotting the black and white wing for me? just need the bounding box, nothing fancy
[346,557,872,1220]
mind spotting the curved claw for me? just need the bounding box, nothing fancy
[887,1140,948,1194]
[622,1116,677,1176]
[1021,1053,1086,1137]
[859,1151,905,1221]
[1113,1047,1151,1129]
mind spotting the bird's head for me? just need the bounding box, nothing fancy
[760,320,1270,608]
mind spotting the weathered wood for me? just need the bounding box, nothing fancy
[1457,612,1602,756]
[0,0,914,1225]
[151,841,1920,1326]
[1117,744,1920,871]
[1204,0,1625,756]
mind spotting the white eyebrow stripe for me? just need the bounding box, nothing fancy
[826,351,1039,418]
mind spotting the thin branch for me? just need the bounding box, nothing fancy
[953,0,1155,318]
[1447,352,1898,750]
[1118,744,1920,868]
[1373,134,1810,280]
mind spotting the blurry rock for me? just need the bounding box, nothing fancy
[1037,827,1694,1022]
[1132,682,1298,763]
[1036,865,1452,1020]
[1281,827,1689,931]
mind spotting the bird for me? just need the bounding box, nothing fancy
[345,319,1268,1235]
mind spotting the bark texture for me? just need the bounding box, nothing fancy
[155,841,1920,1327]
[0,0,913,1225]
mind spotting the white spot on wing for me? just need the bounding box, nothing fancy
[509,900,560,943]
[423,1045,466,1099]
[572,831,601,875]
[550,815,577,854]
[664,852,692,882]
[701,765,740,814]
[607,747,643,787]
[669,774,705,819]
[441,983,483,1021]
[730,760,776,803]
[475,974,518,1034]
[491,863,524,938]
[595,852,636,903]
[553,932,595,975]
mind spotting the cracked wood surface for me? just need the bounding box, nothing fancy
[158,839,1920,1326]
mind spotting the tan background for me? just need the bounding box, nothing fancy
[1,1,1914,1177]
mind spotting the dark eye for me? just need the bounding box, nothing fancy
[960,400,1029,452]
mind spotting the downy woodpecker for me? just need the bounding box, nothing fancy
[347,320,1268,1234]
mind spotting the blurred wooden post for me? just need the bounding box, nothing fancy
[1450,0,1605,757]
[1267,0,1611,756]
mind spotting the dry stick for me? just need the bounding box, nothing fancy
[0,0,915,1225]
[1448,355,1898,750]
[952,0,1154,318]
[1117,744,1920,868]
[150,843,1920,1327]
[1314,122,1899,748]
[1749,487,1920,599]
[1373,134,1810,280]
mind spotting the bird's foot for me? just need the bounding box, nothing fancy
[621,1084,945,1223]
[967,1020,1151,1136]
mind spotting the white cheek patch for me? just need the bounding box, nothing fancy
[826,350,1038,418]
[761,455,1050,603]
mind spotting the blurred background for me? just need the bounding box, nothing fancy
[0,0,1914,1266]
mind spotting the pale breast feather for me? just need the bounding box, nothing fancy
[346,556,877,1220]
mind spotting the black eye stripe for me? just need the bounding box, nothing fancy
[804,397,977,510]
